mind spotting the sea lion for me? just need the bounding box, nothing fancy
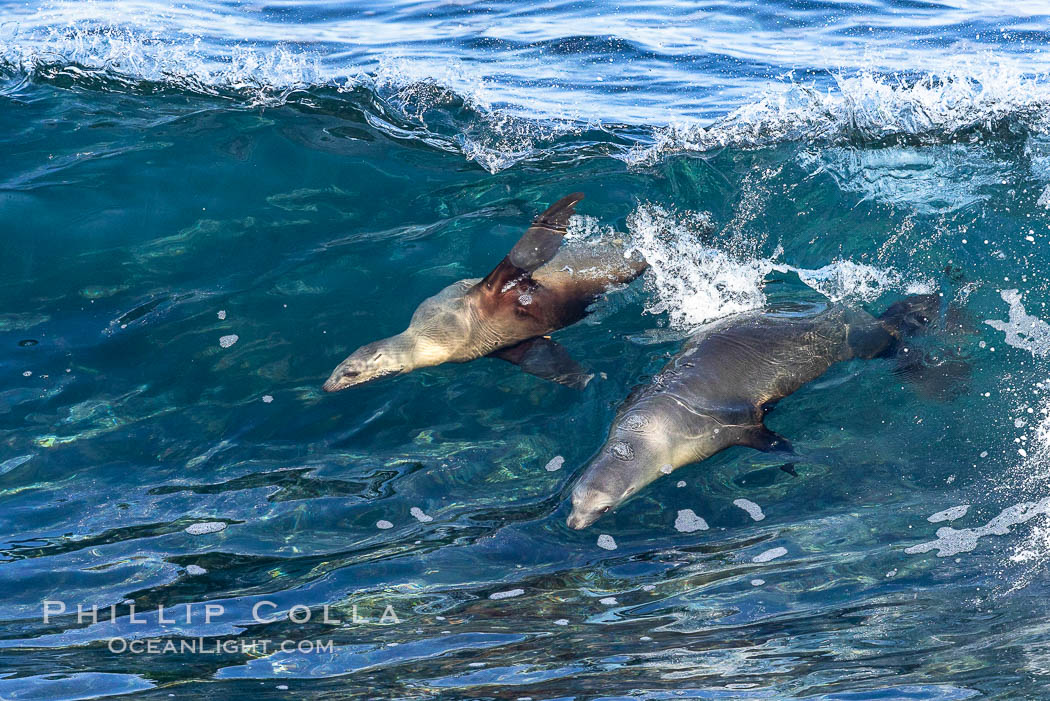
[566,295,952,529]
[324,193,647,392]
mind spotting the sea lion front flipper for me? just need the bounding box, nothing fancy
[489,336,593,389]
[739,425,794,454]
[474,193,584,296]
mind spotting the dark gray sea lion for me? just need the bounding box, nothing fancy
[324,194,647,392]
[566,295,949,529]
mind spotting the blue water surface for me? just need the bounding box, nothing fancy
[2,0,1050,699]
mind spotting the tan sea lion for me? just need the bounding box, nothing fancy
[324,193,647,391]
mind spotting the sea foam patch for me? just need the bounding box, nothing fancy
[908,497,1050,558]
[674,509,708,533]
[985,289,1050,358]
[733,499,765,521]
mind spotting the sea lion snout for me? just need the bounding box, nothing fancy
[566,506,606,530]
[322,370,359,392]
[566,461,633,530]
[567,488,613,530]
[324,337,414,392]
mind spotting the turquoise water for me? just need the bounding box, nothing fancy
[3,1,1050,699]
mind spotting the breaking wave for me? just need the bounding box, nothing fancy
[4,9,1050,173]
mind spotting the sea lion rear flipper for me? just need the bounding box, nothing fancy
[489,336,593,389]
[740,425,794,454]
[474,193,584,296]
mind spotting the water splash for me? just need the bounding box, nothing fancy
[625,203,926,329]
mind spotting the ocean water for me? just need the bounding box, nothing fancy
[3,0,1050,698]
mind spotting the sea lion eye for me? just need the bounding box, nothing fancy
[600,506,611,514]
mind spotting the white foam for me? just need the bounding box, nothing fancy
[733,499,766,521]
[185,564,207,576]
[674,509,709,533]
[752,546,788,563]
[928,505,970,523]
[750,579,765,586]
[626,204,924,330]
[410,507,433,523]
[544,456,564,472]
[218,334,238,348]
[907,497,1050,557]
[376,520,394,530]
[597,534,617,551]
[599,597,618,606]
[626,204,770,328]
[620,66,1050,167]
[185,521,226,536]
[489,588,524,600]
[985,289,1050,358]
[774,261,932,304]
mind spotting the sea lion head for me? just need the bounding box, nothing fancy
[323,335,417,391]
[567,417,671,529]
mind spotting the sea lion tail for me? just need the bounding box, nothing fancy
[879,294,970,400]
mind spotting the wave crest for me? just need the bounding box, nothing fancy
[621,66,1050,167]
